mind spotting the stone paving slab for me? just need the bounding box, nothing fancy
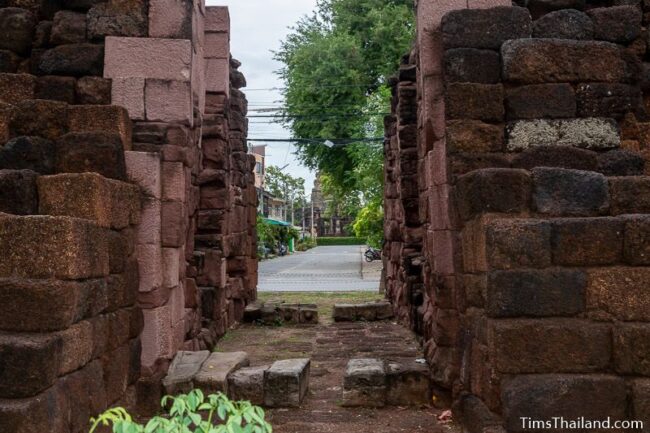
[193,351,249,394]
[162,350,210,394]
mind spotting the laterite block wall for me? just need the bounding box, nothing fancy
[386,1,650,431]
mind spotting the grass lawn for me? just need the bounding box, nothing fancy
[257,291,384,324]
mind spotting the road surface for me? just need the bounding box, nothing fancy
[258,245,381,292]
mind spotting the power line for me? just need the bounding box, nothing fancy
[247,138,383,144]
[244,83,383,91]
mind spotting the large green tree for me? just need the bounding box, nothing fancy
[275,0,414,244]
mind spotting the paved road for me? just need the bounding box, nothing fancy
[258,245,381,292]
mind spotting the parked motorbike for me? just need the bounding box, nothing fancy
[364,247,382,262]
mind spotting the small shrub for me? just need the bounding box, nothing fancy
[316,237,365,246]
[89,389,272,433]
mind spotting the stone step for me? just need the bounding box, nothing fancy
[264,358,310,408]
[342,358,431,407]
[333,301,394,322]
[227,364,269,405]
[162,350,211,395]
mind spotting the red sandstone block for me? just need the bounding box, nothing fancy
[162,161,186,202]
[162,201,187,247]
[609,176,650,215]
[136,244,163,293]
[0,214,109,279]
[614,324,650,376]
[137,198,161,245]
[0,73,35,104]
[0,333,63,398]
[501,375,627,433]
[446,83,504,122]
[149,0,194,39]
[112,77,145,120]
[55,320,94,376]
[205,58,229,95]
[145,79,192,124]
[38,173,140,230]
[490,319,611,374]
[125,151,162,198]
[163,247,181,289]
[588,267,650,322]
[141,305,173,368]
[550,217,623,266]
[56,360,107,433]
[169,284,186,327]
[67,105,133,151]
[10,99,68,141]
[102,343,130,404]
[105,37,192,82]
[205,32,229,59]
[205,6,229,33]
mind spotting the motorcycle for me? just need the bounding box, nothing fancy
[364,247,382,262]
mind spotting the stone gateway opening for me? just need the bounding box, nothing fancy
[0,1,648,432]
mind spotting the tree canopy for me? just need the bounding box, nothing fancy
[275,0,414,245]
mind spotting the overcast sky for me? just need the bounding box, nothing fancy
[206,0,319,194]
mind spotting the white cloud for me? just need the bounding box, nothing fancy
[206,0,319,193]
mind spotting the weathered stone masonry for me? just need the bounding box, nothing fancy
[0,1,257,430]
[386,1,650,431]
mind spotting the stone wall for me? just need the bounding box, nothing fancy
[385,1,650,431]
[0,0,257,428]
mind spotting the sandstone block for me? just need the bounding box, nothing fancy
[342,358,386,407]
[68,105,132,151]
[264,359,310,408]
[112,77,144,120]
[162,350,210,395]
[205,32,229,59]
[443,48,501,84]
[56,360,107,433]
[609,176,650,215]
[624,215,650,265]
[161,161,186,202]
[161,200,186,247]
[140,305,172,368]
[614,324,650,375]
[0,333,62,398]
[76,76,111,105]
[442,6,531,49]
[10,99,68,141]
[194,352,249,394]
[487,269,586,317]
[104,37,192,81]
[0,73,35,104]
[51,10,86,45]
[532,168,609,216]
[227,365,269,405]
[385,360,431,406]
[551,217,623,266]
[162,247,181,289]
[506,118,619,151]
[35,75,76,103]
[490,319,611,374]
[148,0,193,39]
[38,172,139,229]
[502,39,627,84]
[505,84,575,120]
[446,120,504,153]
[0,50,20,73]
[137,244,163,293]
[205,57,229,94]
[577,83,641,120]
[145,79,192,124]
[125,151,161,198]
[0,169,38,215]
[632,380,650,428]
[446,83,504,122]
[0,7,36,55]
[0,386,66,433]
[511,145,598,171]
[501,375,627,432]
[532,9,593,39]
[39,43,104,77]
[102,343,130,404]
[56,320,94,375]
[55,132,127,180]
[588,267,650,322]
[0,214,109,279]
[205,6,229,32]
[455,169,531,221]
[597,150,644,176]
[137,198,161,245]
[486,219,551,269]
[588,6,641,43]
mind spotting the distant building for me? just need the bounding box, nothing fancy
[311,174,353,237]
[251,145,288,223]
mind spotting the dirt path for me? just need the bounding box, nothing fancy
[215,293,458,433]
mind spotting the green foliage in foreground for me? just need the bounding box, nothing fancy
[89,390,272,433]
[316,237,365,246]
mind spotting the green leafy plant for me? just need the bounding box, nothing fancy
[89,390,272,433]
[316,236,365,246]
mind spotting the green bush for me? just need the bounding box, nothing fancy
[296,237,317,251]
[316,237,365,246]
[89,389,272,433]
